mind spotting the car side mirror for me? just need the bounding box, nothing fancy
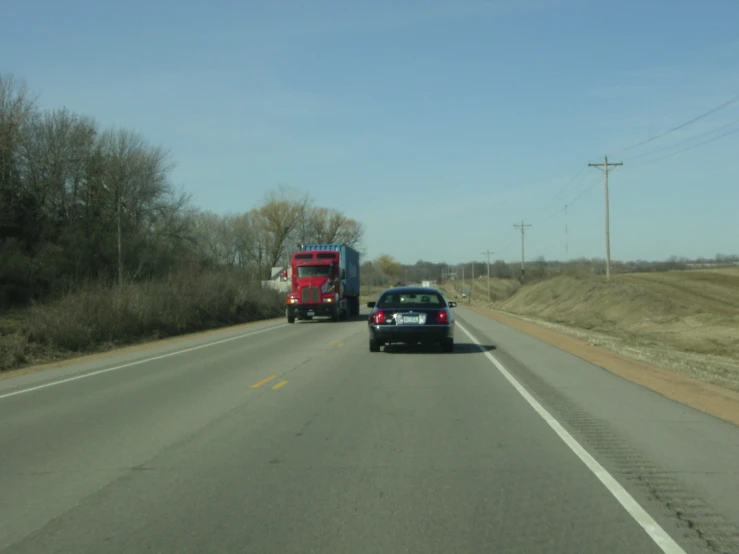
[448,301,457,308]
[367,301,376,308]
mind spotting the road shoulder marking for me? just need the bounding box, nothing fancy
[0,324,288,401]
[457,321,686,554]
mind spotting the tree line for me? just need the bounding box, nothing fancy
[0,74,363,309]
[360,253,739,287]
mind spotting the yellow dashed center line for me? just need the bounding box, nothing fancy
[331,339,339,345]
[272,380,289,390]
[337,343,344,348]
[249,374,278,389]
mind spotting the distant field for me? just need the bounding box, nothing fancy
[359,285,387,305]
[455,268,739,391]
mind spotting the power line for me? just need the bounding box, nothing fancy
[525,109,738,232]
[624,116,739,162]
[609,93,739,156]
[522,166,589,222]
[625,125,739,170]
[531,173,602,225]
[493,237,517,260]
[562,175,604,209]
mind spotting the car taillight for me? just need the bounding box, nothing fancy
[436,309,449,323]
[373,310,386,324]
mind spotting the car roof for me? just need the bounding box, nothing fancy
[380,286,442,295]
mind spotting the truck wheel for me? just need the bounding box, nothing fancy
[287,311,295,324]
[331,306,339,322]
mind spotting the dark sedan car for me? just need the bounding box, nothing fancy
[367,287,457,353]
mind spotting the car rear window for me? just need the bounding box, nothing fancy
[377,292,444,308]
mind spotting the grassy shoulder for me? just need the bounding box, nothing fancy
[443,268,739,392]
[0,270,286,373]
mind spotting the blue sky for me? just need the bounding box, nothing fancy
[3,0,738,264]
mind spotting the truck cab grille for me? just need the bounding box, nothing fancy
[301,286,320,303]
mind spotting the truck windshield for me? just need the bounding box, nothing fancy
[297,265,331,277]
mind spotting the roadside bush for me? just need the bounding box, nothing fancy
[0,333,30,369]
[23,269,284,353]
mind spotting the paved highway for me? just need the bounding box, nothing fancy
[1,307,738,553]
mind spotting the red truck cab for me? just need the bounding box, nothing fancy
[285,244,360,323]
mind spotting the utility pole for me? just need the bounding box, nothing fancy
[588,155,623,281]
[513,221,531,283]
[564,205,568,255]
[117,194,123,287]
[482,250,494,302]
[470,262,474,304]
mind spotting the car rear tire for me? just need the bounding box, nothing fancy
[442,339,454,353]
[369,338,380,352]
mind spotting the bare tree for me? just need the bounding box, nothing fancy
[374,254,403,283]
[492,260,512,279]
[0,74,36,191]
[257,185,312,269]
[302,206,364,247]
[232,210,264,273]
[189,210,240,268]
[133,188,196,279]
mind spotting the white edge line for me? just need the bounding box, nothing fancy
[456,321,686,554]
[0,323,288,401]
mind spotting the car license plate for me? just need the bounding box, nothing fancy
[307,310,315,316]
[400,314,420,324]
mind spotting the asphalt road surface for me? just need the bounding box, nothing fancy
[2,307,739,553]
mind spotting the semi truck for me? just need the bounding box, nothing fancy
[285,244,360,323]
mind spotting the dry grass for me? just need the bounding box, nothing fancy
[464,268,739,391]
[495,270,739,356]
[444,276,521,304]
[360,285,392,305]
[0,270,285,372]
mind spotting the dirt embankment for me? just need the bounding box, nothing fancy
[444,268,739,424]
[493,270,739,391]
